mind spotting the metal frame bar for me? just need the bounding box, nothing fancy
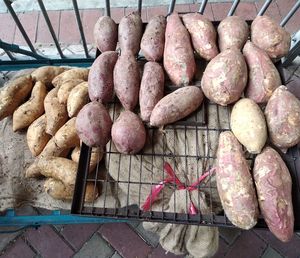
[257,0,272,16]
[227,0,240,16]
[167,0,176,16]
[199,0,208,15]
[283,30,300,67]
[105,0,111,17]
[138,0,142,16]
[280,0,300,27]
[3,49,15,60]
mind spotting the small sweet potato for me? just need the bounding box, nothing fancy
[67,82,89,117]
[112,110,146,154]
[118,11,143,55]
[251,15,291,59]
[76,101,112,147]
[265,86,300,149]
[201,49,248,106]
[94,16,118,52]
[113,52,140,110]
[0,75,33,121]
[139,62,164,122]
[88,51,118,103]
[52,68,89,88]
[243,41,281,103]
[150,86,203,127]
[216,131,258,229]
[140,15,166,61]
[217,16,249,51]
[38,137,71,158]
[57,79,84,104]
[164,13,196,86]
[31,66,67,86]
[182,13,218,61]
[13,81,47,131]
[253,147,294,242]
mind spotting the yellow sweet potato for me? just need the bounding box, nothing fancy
[67,82,89,117]
[52,68,89,88]
[13,81,47,131]
[31,66,67,87]
[57,79,84,104]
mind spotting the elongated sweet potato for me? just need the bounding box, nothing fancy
[217,16,249,51]
[201,49,247,106]
[150,86,203,127]
[140,15,166,61]
[253,147,294,242]
[52,68,89,88]
[243,41,281,103]
[31,66,67,86]
[119,12,143,55]
[13,81,47,131]
[94,16,118,52]
[88,51,118,103]
[231,98,267,154]
[71,146,102,172]
[182,13,218,61]
[67,82,89,117]
[114,52,140,110]
[265,86,300,149]
[57,79,84,104]
[164,13,196,86]
[251,15,291,59]
[139,62,164,122]
[216,131,258,230]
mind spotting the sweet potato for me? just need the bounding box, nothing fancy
[57,79,84,104]
[150,86,203,127]
[231,98,267,154]
[44,87,68,136]
[52,68,89,88]
[182,13,218,61]
[253,147,294,242]
[201,49,248,106]
[38,137,70,158]
[112,110,146,154]
[118,11,143,55]
[139,62,164,122]
[94,16,118,52]
[13,81,47,131]
[88,51,118,103]
[140,15,166,61]
[216,131,258,229]
[243,41,281,103]
[164,13,196,86]
[217,16,249,51]
[113,52,140,110]
[67,82,89,117]
[251,15,291,59]
[0,75,33,121]
[265,86,300,149]
[26,114,51,157]
[44,178,98,202]
[31,66,67,86]
[76,101,112,147]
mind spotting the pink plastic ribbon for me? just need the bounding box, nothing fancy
[142,162,215,215]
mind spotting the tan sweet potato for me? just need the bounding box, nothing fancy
[88,51,118,103]
[94,16,118,52]
[253,147,294,242]
[118,11,143,55]
[112,110,146,154]
[243,41,281,103]
[44,87,68,136]
[140,15,166,61]
[231,98,267,154]
[0,75,33,121]
[67,82,89,117]
[13,81,47,131]
[251,15,291,59]
[26,114,51,157]
[76,101,112,147]
[31,66,67,86]
[265,86,300,149]
[164,13,196,86]
[217,16,249,51]
[216,131,258,229]
[52,68,89,88]
[139,62,164,122]
[201,49,248,106]
[39,137,71,158]
[150,86,203,127]
[113,52,140,110]
[182,13,218,61]
[57,79,84,104]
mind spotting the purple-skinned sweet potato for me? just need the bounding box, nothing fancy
[182,13,218,61]
[164,13,196,86]
[243,41,281,103]
[253,147,294,242]
[216,131,258,230]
